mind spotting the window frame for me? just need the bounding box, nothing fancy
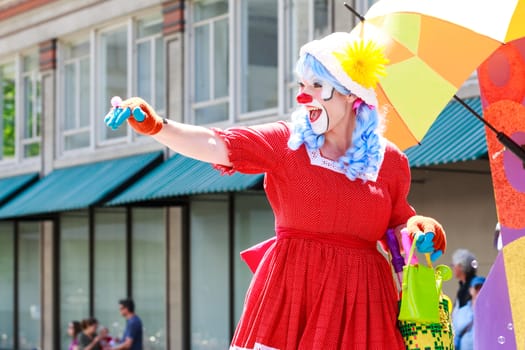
[95,20,133,146]
[0,47,43,169]
[135,14,166,118]
[0,57,18,163]
[283,0,333,113]
[55,10,165,157]
[186,0,333,126]
[188,3,232,126]
[0,221,15,349]
[16,221,42,350]
[0,50,44,167]
[57,207,169,350]
[20,51,42,160]
[57,35,93,154]
[234,0,280,121]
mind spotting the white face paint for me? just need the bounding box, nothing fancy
[298,67,336,134]
[307,99,329,134]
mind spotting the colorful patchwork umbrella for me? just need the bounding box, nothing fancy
[346,0,525,154]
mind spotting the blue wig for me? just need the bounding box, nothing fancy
[288,53,385,182]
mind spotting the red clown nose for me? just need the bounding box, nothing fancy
[296,92,313,104]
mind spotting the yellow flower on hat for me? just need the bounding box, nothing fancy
[333,39,389,89]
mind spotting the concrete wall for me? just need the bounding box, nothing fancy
[0,0,164,53]
[409,160,498,298]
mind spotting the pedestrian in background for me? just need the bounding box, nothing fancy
[78,317,102,350]
[451,248,478,308]
[111,298,143,350]
[67,320,81,350]
[453,276,486,350]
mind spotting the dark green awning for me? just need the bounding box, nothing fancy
[107,154,263,205]
[0,173,39,207]
[405,97,487,167]
[0,152,163,219]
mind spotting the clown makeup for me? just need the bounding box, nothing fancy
[297,69,338,134]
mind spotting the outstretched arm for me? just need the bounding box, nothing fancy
[105,97,232,166]
[153,120,231,166]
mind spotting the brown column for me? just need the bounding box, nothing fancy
[39,39,57,71]
[168,207,185,349]
[41,220,57,350]
[162,0,185,36]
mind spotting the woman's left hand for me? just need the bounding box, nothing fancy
[407,215,446,261]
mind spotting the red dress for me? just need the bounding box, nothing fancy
[214,121,415,350]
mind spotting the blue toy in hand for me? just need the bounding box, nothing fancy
[407,215,447,262]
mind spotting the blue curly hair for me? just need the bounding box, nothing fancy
[288,53,385,182]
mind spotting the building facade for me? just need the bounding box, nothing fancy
[0,1,498,349]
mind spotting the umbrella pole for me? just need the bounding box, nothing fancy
[453,95,525,166]
[343,2,365,22]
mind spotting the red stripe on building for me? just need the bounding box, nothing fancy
[162,0,184,35]
[0,0,58,21]
[39,38,56,71]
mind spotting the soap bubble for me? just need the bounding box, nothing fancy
[497,336,506,344]
[471,259,479,269]
[111,96,122,108]
[507,323,513,331]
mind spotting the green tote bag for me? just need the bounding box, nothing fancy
[398,237,440,323]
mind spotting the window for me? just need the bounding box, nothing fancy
[190,198,230,350]
[191,0,229,125]
[189,0,332,124]
[0,222,15,349]
[189,194,273,349]
[131,208,166,350]
[93,208,127,335]
[18,222,41,350]
[58,208,168,349]
[1,52,44,162]
[21,54,41,158]
[59,211,90,350]
[0,62,16,161]
[57,13,164,153]
[233,194,274,322]
[239,0,278,116]
[0,222,45,349]
[136,15,166,118]
[356,0,378,14]
[62,39,91,151]
[285,0,331,111]
[98,26,128,142]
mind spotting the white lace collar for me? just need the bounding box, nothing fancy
[306,138,386,182]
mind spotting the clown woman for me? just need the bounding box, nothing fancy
[105,32,446,350]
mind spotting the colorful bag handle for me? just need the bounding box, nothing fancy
[399,236,441,323]
[406,232,433,268]
[401,228,418,265]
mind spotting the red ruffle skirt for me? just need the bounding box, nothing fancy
[231,227,405,350]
